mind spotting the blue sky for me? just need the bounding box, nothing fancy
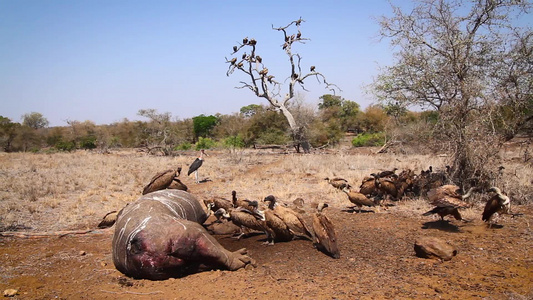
[1,1,401,126]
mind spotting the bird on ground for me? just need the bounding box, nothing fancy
[325,177,351,190]
[482,187,511,228]
[204,196,234,222]
[263,195,313,243]
[342,187,378,213]
[423,185,475,221]
[371,173,401,201]
[215,207,270,240]
[232,190,259,211]
[188,149,208,183]
[378,168,398,179]
[312,203,340,259]
[359,176,377,196]
[142,167,185,195]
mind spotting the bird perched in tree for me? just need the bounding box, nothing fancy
[255,55,262,63]
[423,185,475,221]
[142,167,186,195]
[232,45,238,52]
[242,37,248,45]
[188,149,208,183]
[310,66,315,72]
[482,187,511,228]
[312,203,340,259]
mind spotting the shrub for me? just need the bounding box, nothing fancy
[195,137,215,150]
[175,143,192,151]
[256,128,290,145]
[351,132,385,147]
[55,140,76,152]
[79,135,97,150]
[223,135,245,148]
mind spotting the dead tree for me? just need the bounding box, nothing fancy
[226,18,339,153]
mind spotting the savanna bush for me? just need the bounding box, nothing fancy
[223,135,245,148]
[351,132,385,147]
[195,137,215,150]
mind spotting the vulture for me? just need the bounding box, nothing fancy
[325,177,351,190]
[359,176,377,196]
[263,195,313,243]
[204,196,233,222]
[482,187,511,227]
[188,149,208,183]
[312,203,340,259]
[342,187,378,213]
[215,207,270,240]
[372,173,400,201]
[142,167,186,195]
[378,168,398,179]
[231,190,259,211]
[423,185,475,221]
[97,210,119,229]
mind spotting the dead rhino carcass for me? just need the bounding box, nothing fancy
[112,190,255,280]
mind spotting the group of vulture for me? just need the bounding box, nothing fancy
[326,166,512,227]
[102,157,512,262]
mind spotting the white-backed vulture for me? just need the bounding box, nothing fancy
[342,187,378,213]
[378,168,398,178]
[215,207,270,240]
[325,177,352,190]
[312,203,340,259]
[372,173,400,201]
[423,185,475,221]
[359,176,377,196]
[232,190,259,211]
[482,187,511,227]
[142,167,184,195]
[263,195,313,242]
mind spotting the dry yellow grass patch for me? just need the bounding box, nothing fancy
[0,148,530,232]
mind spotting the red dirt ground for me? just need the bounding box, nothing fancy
[1,204,532,299]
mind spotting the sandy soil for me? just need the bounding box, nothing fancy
[1,151,532,300]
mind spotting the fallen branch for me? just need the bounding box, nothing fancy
[0,229,105,238]
[100,290,162,295]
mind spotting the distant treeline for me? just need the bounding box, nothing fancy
[0,95,454,154]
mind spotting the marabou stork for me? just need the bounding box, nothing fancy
[187,149,208,183]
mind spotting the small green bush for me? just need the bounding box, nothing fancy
[55,140,76,152]
[79,135,97,150]
[223,135,245,148]
[256,129,289,145]
[351,132,385,147]
[195,137,215,150]
[175,143,192,151]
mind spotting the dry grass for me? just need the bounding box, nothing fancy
[0,146,530,232]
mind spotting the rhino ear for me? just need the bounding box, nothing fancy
[97,210,119,229]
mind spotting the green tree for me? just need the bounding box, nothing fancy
[192,114,218,140]
[22,112,49,129]
[0,116,21,152]
[240,104,262,118]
